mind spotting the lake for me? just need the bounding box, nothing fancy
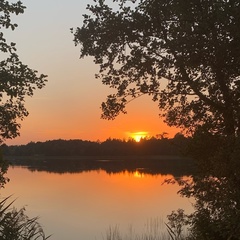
[1,166,193,240]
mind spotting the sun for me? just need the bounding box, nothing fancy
[133,170,145,178]
[131,131,148,142]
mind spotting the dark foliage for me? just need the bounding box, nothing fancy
[2,136,194,177]
[72,0,240,238]
[73,0,240,137]
[0,1,48,239]
[0,0,47,142]
[0,196,50,240]
[2,135,189,157]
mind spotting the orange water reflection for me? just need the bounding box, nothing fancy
[2,167,193,240]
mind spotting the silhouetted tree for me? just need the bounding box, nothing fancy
[73,1,240,238]
[156,132,169,140]
[0,0,47,142]
[0,0,47,186]
[0,2,48,239]
[73,0,240,137]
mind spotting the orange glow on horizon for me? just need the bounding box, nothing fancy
[5,94,180,146]
[129,131,149,142]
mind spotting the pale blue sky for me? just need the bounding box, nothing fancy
[5,0,177,145]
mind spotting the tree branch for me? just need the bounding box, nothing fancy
[178,63,224,112]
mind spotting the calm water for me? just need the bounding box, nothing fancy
[1,166,193,240]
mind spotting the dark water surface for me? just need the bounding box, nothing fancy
[2,166,193,240]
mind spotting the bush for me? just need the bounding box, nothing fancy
[0,196,50,240]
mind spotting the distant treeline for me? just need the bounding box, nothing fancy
[2,134,189,157]
[2,134,197,176]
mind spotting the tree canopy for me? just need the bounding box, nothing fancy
[0,0,47,142]
[73,0,240,137]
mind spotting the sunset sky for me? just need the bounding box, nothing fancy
[5,0,179,145]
